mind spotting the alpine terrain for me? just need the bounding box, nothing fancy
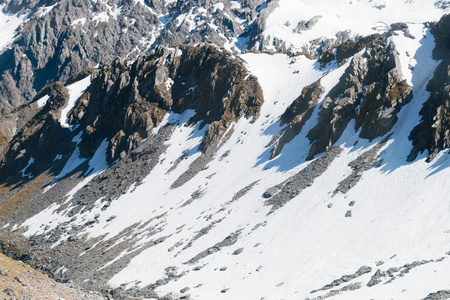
[0,0,449,299]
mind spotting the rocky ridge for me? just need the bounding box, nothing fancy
[0,43,263,299]
[0,44,263,183]
[0,0,271,114]
[307,34,412,159]
[408,14,450,161]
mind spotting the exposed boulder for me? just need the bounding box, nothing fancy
[292,16,322,34]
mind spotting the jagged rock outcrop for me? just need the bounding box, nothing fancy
[0,4,448,299]
[69,44,263,163]
[0,44,263,181]
[307,35,412,159]
[292,16,322,34]
[0,45,263,296]
[244,0,280,51]
[0,0,161,114]
[408,14,450,162]
[0,0,271,115]
[270,80,324,158]
[318,34,381,67]
[0,82,73,182]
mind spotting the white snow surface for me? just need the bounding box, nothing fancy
[71,17,87,26]
[0,5,28,53]
[23,138,109,238]
[36,3,57,18]
[18,13,450,300]
[60,76,92,128]
[262,0,449,53]
[36,94,50,108]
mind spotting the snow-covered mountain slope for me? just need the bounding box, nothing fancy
[0,1,449,300]
[260,0,449,53]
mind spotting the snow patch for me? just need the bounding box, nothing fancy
[19,157,34,179]
[60,76,92,128]
[36,94,50,108]
[0,5,28,52]
[36,3,57,18]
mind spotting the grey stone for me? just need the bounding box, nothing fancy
[408,15,450,162]
[293,16,322,33]
[311,265,371,294]
[233,248,244,255]
[422,290,450,300]
[265,147,342,212]
[308,34,412,160]
[263,187,277,198]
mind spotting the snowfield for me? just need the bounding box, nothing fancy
[0,5,28,53]
[262,0,449,53]
[0,0,448,299]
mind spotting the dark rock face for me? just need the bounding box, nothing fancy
[318,34,381,67]
[264,147,342,213]
[0,44,263,184]
[69,44,263,163]
[270,80,324,158]
[408,14,450,162]
[307,35,412,160]
[422,290,450,300]
[0,82,73,182]
[0,0,160,114]
[0,0,271,115]
[430,14,450,60]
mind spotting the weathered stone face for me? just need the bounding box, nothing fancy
[0,44,263,182]
[408,14,450,162]
[0,82,73,182]
[306,35,412,160]
[0,0,270,115]
[270,80,325,159]
[67,45,263,163]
